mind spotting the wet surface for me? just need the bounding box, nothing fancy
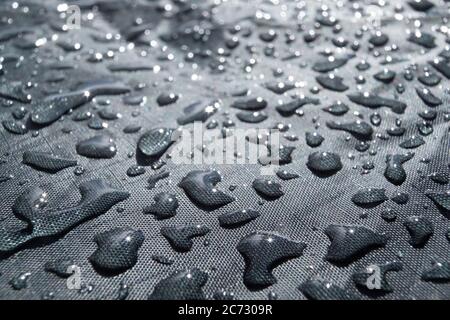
[0,0,449,300]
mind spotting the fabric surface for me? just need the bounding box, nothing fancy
[0,0,449,300]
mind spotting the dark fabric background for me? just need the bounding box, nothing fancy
[0,0,449,300]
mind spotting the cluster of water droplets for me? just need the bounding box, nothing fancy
[0,0,449,300]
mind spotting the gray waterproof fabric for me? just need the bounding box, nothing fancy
[0,0,449,300]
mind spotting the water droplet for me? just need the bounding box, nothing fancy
[325,225,388,263]
[237,232,306,289]
[148,269,208,300]
[218,209,260,228]
[76,135,117,159]
[23,151,77,173]
[307,151,342,176]
[299,279,356,300]
[144,192,178,220]
[252,178,284,200]
[0,179,129,253]
[404,216,433,247]
[385,153,414,185]
[178,170,234,210]
[90,227,144,272]
[352,188,388,208]
[161,225,210,252]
